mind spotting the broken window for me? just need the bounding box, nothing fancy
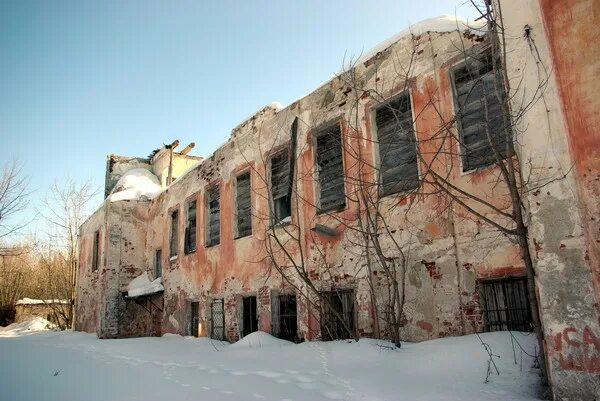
[479,277,532,332]
[190,301,199,337]
[154,249,162,279]
[169,209,179,257]
[271,293,297,342]
[206,185,220,247]
[375,92,419,195]
[184,200,197,254]
[235,172,252,238]
[315,123,345,213]
[453,51,511,171]
[210,299,225,341]
[91,230,100,271]
[270,150,292,224]
[320,289,355,341]
[242,295,258,337]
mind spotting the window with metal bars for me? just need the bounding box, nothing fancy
[169,210,179,257]
[375,92,419,195]
[479,277,532,332]
[184,200,197,254]
[315,123,345,213]
[91,230,100,271]
[452,51,511,171]
[235,172,252,238]
[205,185,220,247]
[271,293,298,342]
[210,299,225,340]
[320,289,355,341]
[270,150,291,224]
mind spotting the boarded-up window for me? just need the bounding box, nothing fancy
[320,289,355,341]
[210,299,225,340]
[184,200,197,254]
[91,230,100,271]
[480,277,532,332]
[235,172,252,238]
[315,124,345,213]
[169,210,179,257]
[270,150,291,224]
[453,52,511,171]
[375,92,419,195]
[154,249,162,278]
[206,185,220,247]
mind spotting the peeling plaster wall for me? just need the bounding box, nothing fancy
[498,0,600,399]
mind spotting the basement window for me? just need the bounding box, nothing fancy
[210,299,225,341]
[154,249,162,279]
[184,200,197,254]
[320,289,355,341]
[91,230,100,272]
[235,172,252,238]
[479,277,532,332]
[270,150,292,224]
[169,209,179,258]
[315,123,345,213]
[206,185,220,247]
[375,92,419,195]
[271,293,298,342]
[453,51,512,171]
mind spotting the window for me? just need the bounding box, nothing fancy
[315,124,345,213]
[453,51,511,171]
[210,299,225,340]
[270,150,292,224]
[375,92,419,195]
[190,301,199,337]
[235,172,252,238]
[91,230,100,271]
[169,210,179,258]
[479,277,532,332]
[242,295,258,337]
[184,200,197,254]
[271,293,297,342]
[206,185,220,247]
[154,249,162,279]
[320,289,355,341]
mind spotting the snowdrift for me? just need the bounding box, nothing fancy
[0,317,57,337]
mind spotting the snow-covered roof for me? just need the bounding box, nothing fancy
[16,298,69,305]
[108,168,163,202]
[127,272,164,298]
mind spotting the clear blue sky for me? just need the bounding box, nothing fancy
[0,0,478,237]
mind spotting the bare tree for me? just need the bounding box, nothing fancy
[0,162,30,255]
[39,179,97,328]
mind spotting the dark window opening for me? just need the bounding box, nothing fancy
[211,299,225,341]
[270,150,292,224]
[154,249,162,279]
[206,185,220,247]
[453,51,512,171]
[92,230,100,271]
[375,92,419,195]
[235,172,252,238]
[480,277,532,332]
[169,210,179,258]
[315,124,345,213]
[320,290,355,341]
[242,295,258,337]
[272,294,297,342]
[190,301,199,337]
[184,200,197,254]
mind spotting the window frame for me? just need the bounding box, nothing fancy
[91,229,100,272]
[154,249,162,279]
[205,183,221,247]
[184,199,197,254]
[268,148,292,226]
[234,170,253,239]
[169,208,179,258]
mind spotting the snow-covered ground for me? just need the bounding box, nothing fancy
[0,323,542,401]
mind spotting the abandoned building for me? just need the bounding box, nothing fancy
[75,1,600,400]
[15,298,69,328]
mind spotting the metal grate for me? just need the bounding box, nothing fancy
[211,299,225,340]
[480,277,532,332]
